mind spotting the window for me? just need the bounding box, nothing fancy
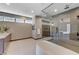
[67,24,70,33]
[16,18,24,23]
[63,24,70,34]
[25,18,32,24]
[4,17,15,22]
[0,16,4,21]
[25,20,32,24]
[0,15,32,24]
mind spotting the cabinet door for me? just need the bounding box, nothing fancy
[0,39,4,54]
[4,34,11,53]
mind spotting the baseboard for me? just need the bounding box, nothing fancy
[32,37,42,40]
[10,37,32,42]
[10,37,43,42]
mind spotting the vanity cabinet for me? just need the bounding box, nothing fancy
[0,33,11,54]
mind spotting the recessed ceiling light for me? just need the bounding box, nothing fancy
[54,9,58,12]
[6,3,10,5]
[32,10,34,13]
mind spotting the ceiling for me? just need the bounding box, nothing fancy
[0,3,50,17]
[0,3,79,18]
[42,3,79,17]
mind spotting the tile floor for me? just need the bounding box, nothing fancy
[5,38,36,55]
[4,38,78,55]
[48,39,79,53]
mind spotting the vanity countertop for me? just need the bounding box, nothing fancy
[0,32,11,39]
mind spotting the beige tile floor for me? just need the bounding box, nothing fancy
[4,38,78,55]
[5,38,36,55]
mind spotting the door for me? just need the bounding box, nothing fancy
[42,25,50,37]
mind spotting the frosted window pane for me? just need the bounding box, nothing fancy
[0,16,4,21]
[25,20,32,24]
[16,18,24,23]
[4,17,15,22]
[67,24,70,33]
[25,17,32,24]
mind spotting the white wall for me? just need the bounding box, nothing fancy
[42,18,51,25]
[0,21,32,40]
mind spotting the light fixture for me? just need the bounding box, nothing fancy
[54,9,58,12]
[6,3,10,5]
[32,10,34,13]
